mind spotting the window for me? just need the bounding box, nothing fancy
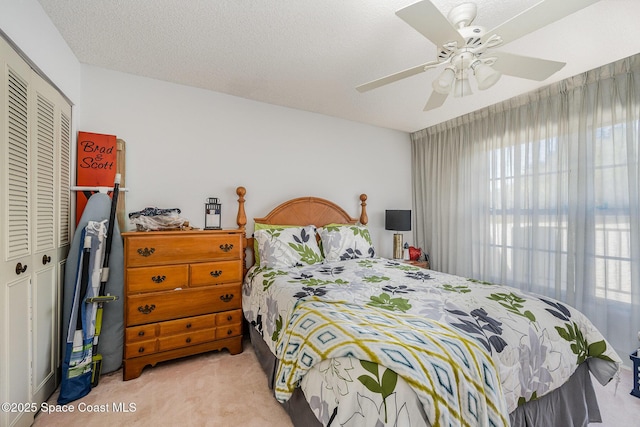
[486,121,637,304]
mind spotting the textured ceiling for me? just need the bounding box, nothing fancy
[37,0,640,133]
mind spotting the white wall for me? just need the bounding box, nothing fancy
[79,65,413,258]
[0,0,81,104]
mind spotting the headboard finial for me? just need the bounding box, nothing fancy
[359,193,368,225]
[236,186,247,231]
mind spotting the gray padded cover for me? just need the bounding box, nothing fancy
[61,193,124,374]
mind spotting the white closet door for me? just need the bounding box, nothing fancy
[1,36,34,427]
[1,35,71,427]
[31,74,71,406]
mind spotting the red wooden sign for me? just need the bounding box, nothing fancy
[76,131,117,225]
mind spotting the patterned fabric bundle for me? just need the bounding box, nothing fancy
[275,299,510,427]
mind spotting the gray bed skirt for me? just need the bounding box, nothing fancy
[249,326,603,427]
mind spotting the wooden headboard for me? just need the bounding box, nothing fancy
[254,195,368,227]
[234,187,368,269]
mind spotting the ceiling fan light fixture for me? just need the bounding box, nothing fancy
[453,77,472,98]
[472,60,502,90]
[432,67,456,94]
[358,0,588,111]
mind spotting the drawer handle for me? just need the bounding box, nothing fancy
[138,331,145,337]
[151,275,166,283]
[227,315,232,321]
[220,294,234,303]
[15,262,28,275]
[138,347,145,353]
[138,304,156,314]
[210,270,222,278]
[227,329,233,335]
[137,247,156,257]
[186,337,192,344]
[186,323,192,329]
[220,243,233,252]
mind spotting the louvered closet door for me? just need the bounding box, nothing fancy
[30,72,72,408]
[0,36,72,427]
[0,38,33,427]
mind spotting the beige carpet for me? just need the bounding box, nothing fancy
[34,339,292,427]
[34,340,639,426]
[593,364,640,426]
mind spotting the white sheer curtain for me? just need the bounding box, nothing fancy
[411,54,640,360]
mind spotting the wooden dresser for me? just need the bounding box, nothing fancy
[122,229,244,380]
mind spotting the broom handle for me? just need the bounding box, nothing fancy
[98,173,120,296]
[75,235,92,331]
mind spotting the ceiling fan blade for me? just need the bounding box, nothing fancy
[483,0,599,45]
[356,61,440,93]
[396,0,465,48]
[491,51,566,81]
[424,91,448,111]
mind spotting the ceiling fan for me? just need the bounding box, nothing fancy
[357,0,600,111]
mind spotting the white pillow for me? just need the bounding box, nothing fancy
[254,225,323,269]
[318,224,376,262]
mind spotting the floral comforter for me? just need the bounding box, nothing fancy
[242,258,621,426]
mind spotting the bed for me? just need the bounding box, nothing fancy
[234,187,621,427]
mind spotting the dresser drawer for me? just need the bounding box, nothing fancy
[125,233,243,267]
[126,324,158,342]
[216,309,242,326]
[125,339,158,359]
[126,284,242,326]
[158,329,216,352]
[216,323,242,340]
[127,264,189,293]
[190,260,243,287]
[159,314,216,335]
[207,285,242,312]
